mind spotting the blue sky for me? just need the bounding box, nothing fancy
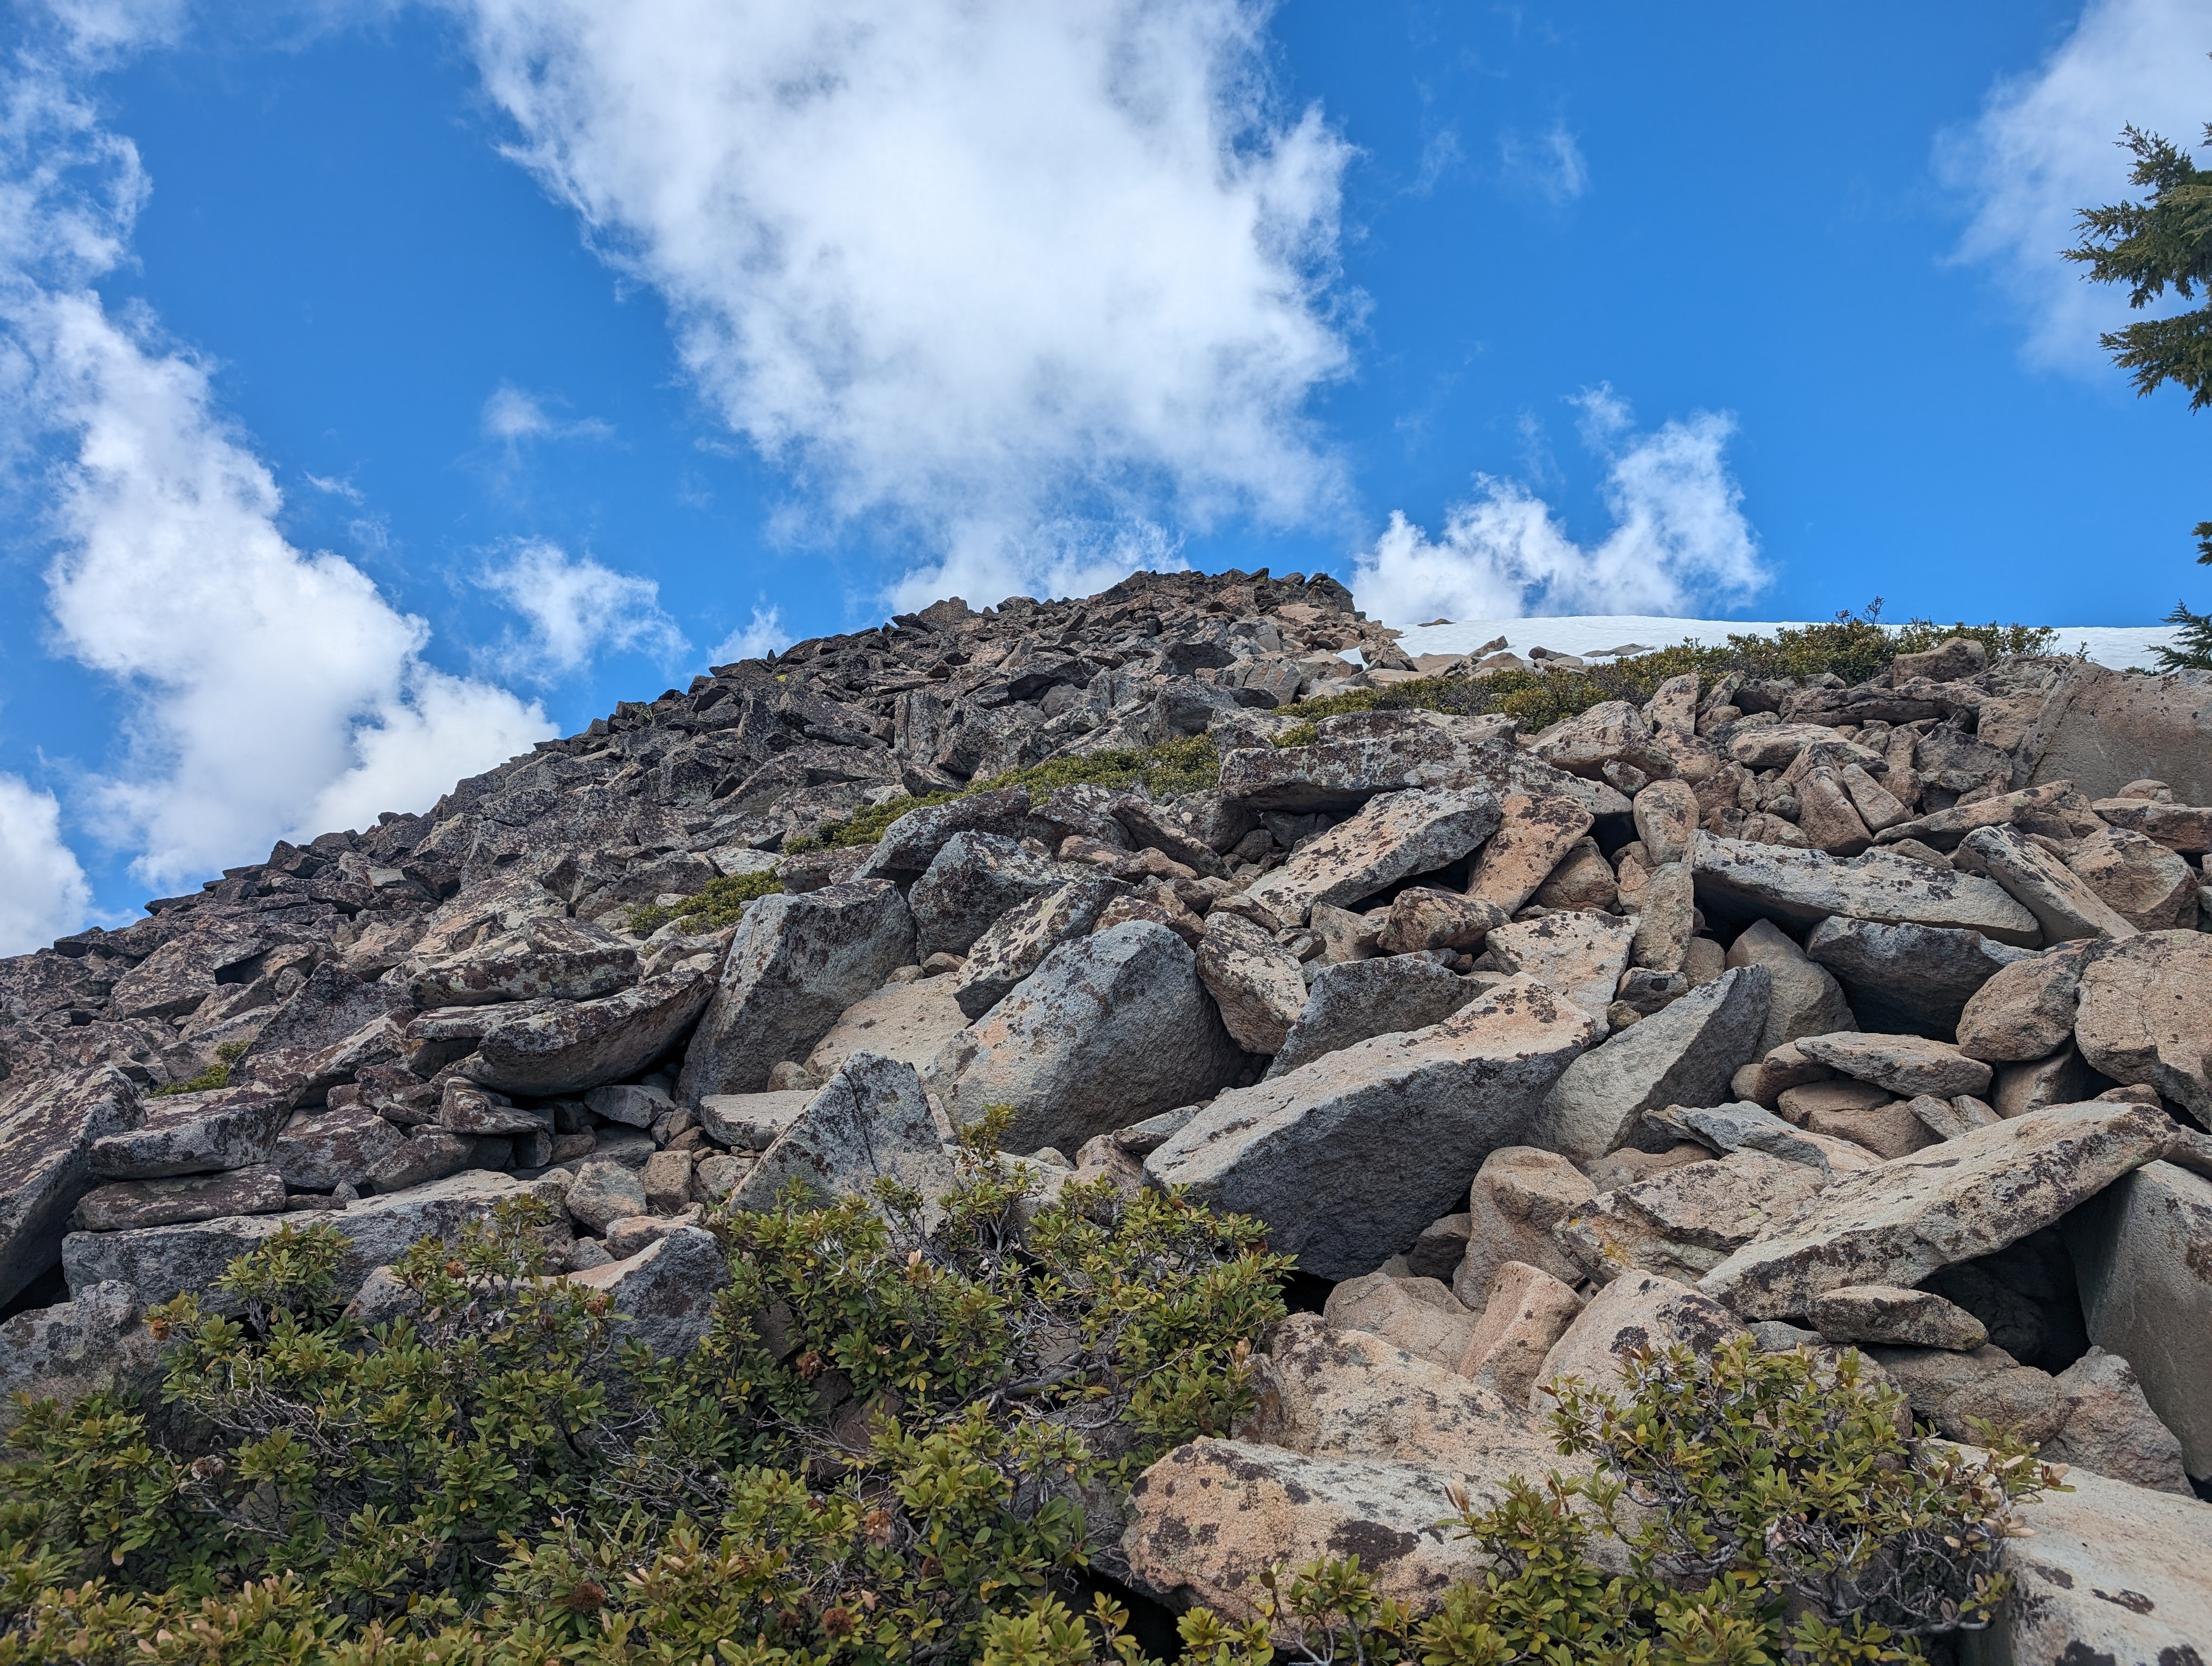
[1,0,2208,946]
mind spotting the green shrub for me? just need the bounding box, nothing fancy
[786,735,1223,854]
[152,1039,252,1098]
[626,868,784,935]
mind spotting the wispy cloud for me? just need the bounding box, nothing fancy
[1352,385,1765,624]
[709,603,793,666]
[481,381,615,445]
[460,0,1355,609]
[1941,0,2212,368]
[1499,119,1589,204]
[476,539,688,679]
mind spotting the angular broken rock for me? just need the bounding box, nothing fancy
[1906,1093,2000,1142]
[63,1169,573,1310]
[1803,1284,1986,1350]
[908,831,1073,959]
[1699,1101,2175,1319]
[2042,1347,2192,1495]
[2066,825,2197,930]
[1957,824,2134,943]
[366,1129,490,1193]
[1266,954,1476,1079]
[584,1082,676,1129]
[1954,947,2089,1063]
[273,1101,407,1191]
[1244,787,1502,926]
[1724,919,1856,1055]
[1466,792,1593,915]
[1194,911,1310,1055]
[1148,975,1594,1279]
[1216,712,1574,812]
[565,1225,727,1363]
[936,921,1240,1154]
[72,1165,288,1232]
[1555,1150,1820,1287]
[729,1053,955,1217]
[470,969,714,1099]
[1529,701,1674,782]
[2089,796,2212,854]
[861,787,1042,876]
[804,978,970,1080]
[1629,861,1695,973]
[1534,1271,1745,1404]
[566,1159,651,1232]
[1480,911,1638,1034]
[0,1066,143,1309]
[678,881,917,1100]
[1525,967,1770,1162]
[89,1086,291,1180]
[0,1279,162,1434]
[1801,916,2028,1040]
[693,1090,812,1151]
[1793,1031,1992,1100]
[950,875,1122,1020]
[1631,778,1700,868]
[1453,1145,1594,1303]
[2072,930,2212,1121]
[1643,1100,1879,1179]
[1375,888,1505,956]
[2068,1158,2212,1484]
[1321,1271,1476,1372]
[1690,832,2040,946]
[439,1078,548,1137]
[409,915,638,1007]
[1458,1261,1584,1401]
[1804,1095,1939,1161]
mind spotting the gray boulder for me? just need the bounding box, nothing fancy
[1243,787,1502,926]
[1957,824,2136,943]
[0,1279,162,1433]
[564,1225,728,1362]
[72,1167,287,1232]
[694,1090,812,1151]
[1454,1145,1594,1300]
[861,787,1043,876]
[2042,1347,2192,1495]
[273,1101,407,1190]
[365,1129,493,1191]
[1146,975,1594,1278]
[1801,916,2028,1039]
[1690,832,2040,945]
[951,875,1123,1020]
[1534,1271,1745,1402]
[935,922,1242,1155]
[584,1082,677,1129]
[729,1053,955,1216]
[805,978,970,1079]
[1194,912,1309,1055]
[908,831,1072,959]
[1266,955,1476,1078]
[1793,1031,1992,1099]
[1726,919,1857,1052]
[0,1066,143,1308]
[2072,930,2212,1120]
[1218,711,1529,810]
[1467,792,1596,915]
[567,1160,651,1232]
[678,880,916,1100]
[1481,912,1639,1034]
[409,915,637,1007]
[88,1085,292,1180]
[1526,967,1771,1162]
[470,967,715,1098]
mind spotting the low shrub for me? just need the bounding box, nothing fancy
[626,869,784,935]
[152,1039,251,1098]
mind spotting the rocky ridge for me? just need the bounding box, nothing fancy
[6,566,2212,1661]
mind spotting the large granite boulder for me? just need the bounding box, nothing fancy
[0,1066,143,1309]
[1690,832,2041,945]
[1801,917,2028,1039]
[1244,787,1502,926]
[469,967,715,1097]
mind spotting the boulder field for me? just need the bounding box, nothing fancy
[5,568,2212,1659]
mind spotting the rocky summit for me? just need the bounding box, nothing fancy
[8,567,2212,1659]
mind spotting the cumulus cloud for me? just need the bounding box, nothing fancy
[0,774,93,953]
[2,49,552,893]
[477,539,688,678]
[1943,0,2212,366]
[460,0,1354,606]
[1352,387,1765,625]
[708,604,792,666]
[1499,120,1589,204]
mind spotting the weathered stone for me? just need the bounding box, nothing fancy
[1838,762,1911,833]
[1467,793,1594,914]
[2068,1159,2212,1484]
[1727,723,1884,772]
[89,1085,291,1180]
[1405,1210,1474,1280]
[438,1078,548,1137]
[861,787,1043,876]
[2014,659,2212,802]
[1862,1341,2023,1421]
[950,875,1123,1020]
[1954,947,2088,1063]
[1804,1095,1940,1160]
[410,915,637,1007]
[1732,1037,1835,1108]
[2067,826,2198,930]
[1217,713,1584,812]
[639,1149,693,1215]
[1149,976,1593,1279]
[566,1159,651,1232]
[1266,956,1475,1081]
[0,1067,143,1309]
[1526,968,1770,1162]
[1480,912,1639,1033]
[1935,1364,2067,1446]
[1906,1093,2001,1142]
[1794,1031,1992,1099]
[581,1082,671,1129]
[1557,1150,1821,1286]
[1803,1284,1986,1349]
[1957,824,2134,943]
[272,1101,407,1190]
[109,930,264,1021]
[908,832,1070,959]
[678,881,916,1100]
[72,1166,287,1232]
[1193,912,1309,1054]
[1530,701,1674,781]
[237,963,413,1096]
[63,1169,573,1309]
[1454,1145,1595,1302]
[1535,1271,1745,1402]
[2091,796,2212,853]
[1802,916,2028,1039]
[1690,832,2040,945]
[693,1090,812,1151]
[0,1280,162,1432]
[565,1225,726,1362]
[2072,931,2212,1119]
[1795,768,1874,856]
[1631,779,1699,867]
[1531,837,1619,911]
[1894,637,1987,683]
[804,978,970,1079]
[365,1129,486,1192]
[729,1053,955,1216]
[470,969,713,1098]
[1244,787,1501,926]
[1644,1100,1880,1178]
[1630,861,1695,973]
[1991,1046,2100,1118]
[2042,1347,2192,1494]
[936,921,1241,1154]
[1375,888,1505,956]
[1700,1102,2174,1319]
[1458,1261,1584,1400]
[1321,1271,1476,1370]
[1725,919,1857,1054]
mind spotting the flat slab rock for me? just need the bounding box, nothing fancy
[1265,953,1475,1079]
[804,977,969,1080]
[1700,1101,2175,1319]
[1243,786,1501,926]
[1147,974,1593,1279]
[1690,831,2041,946]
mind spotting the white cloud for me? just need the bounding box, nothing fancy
[1943,0,2212,367]
[2,52,554,892]
[1499,120,1589,204]
[481,380,614,444]
[477,539,687,678]
[0,773,93,953]
[1352,387,1765,625]
[709,604,792,665]
[460,0,1354,605]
